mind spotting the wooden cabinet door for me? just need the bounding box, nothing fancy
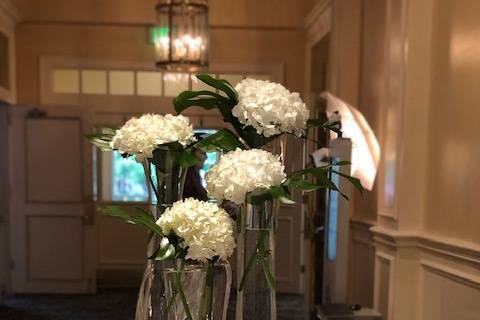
[9,106,96,293]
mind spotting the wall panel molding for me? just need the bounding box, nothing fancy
[349,219,376,307]
[373,251,394,320]
[419,259,480,320]
[421,260,480,290]
[371,226,480,266]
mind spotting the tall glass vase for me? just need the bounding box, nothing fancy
[235,198,277,320]
[163,260,232,320]
[136,150,188,320]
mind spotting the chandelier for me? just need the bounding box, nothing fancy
[154,0,209,71]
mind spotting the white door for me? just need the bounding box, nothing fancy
[9,105,96,293]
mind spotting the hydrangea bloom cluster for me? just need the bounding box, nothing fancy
[110,114,196,162]
[205,148,286,204]
[232,78,310,137]
[156,198,236,262]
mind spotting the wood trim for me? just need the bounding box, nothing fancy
[24,117,85,204]
[303,0,331,40]
[0,1,17,104]
[0,0,20,25]
[19,20,301,32]
[371,226,480,266]
[420,259,480,290]
[373,251,395,320]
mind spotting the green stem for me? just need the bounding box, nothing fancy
[166,286,179,313]
[144,162,161,205]
[238,229,268,291]
[259,256,276,291]
[174,271,193,320]
[199,260,215,320]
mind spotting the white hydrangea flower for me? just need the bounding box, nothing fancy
[205,148,286,204]
[232,78,310,137]
[157,198,236,262]
[110,114,196,162]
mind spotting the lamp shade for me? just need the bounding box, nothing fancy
[322,92,381,191]
[154,0,209,71]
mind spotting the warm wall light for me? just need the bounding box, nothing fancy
[153,0,209,71]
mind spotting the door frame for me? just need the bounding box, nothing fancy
[303,0,333,318]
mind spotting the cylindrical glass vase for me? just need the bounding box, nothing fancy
[136,150,188,320]
[235,198,277,320]
[163,260,232,320]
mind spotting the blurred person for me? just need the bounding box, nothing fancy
[183,148,209,201]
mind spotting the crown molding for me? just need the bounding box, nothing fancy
[0,0,20,25]
[303,0,331,31]
[303,0,332,44]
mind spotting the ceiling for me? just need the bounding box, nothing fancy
[11,0,311,28]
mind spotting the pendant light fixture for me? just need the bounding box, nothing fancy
[153,0,209,71]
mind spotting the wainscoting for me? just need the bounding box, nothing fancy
[348,219,375,308]
[371,226,480,320]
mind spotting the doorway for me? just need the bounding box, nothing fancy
[304,33,331,319]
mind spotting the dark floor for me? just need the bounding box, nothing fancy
[0,288,304,320]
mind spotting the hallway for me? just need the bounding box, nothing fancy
[0,290,304,320]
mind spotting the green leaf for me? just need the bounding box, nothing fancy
[284,178,323,192]
[241,127,279,149]
[307,118,342,135]
[194,129,246,152]
[332,170,364,194]
[267,186,287,199]
[101,206,163,236]
[85,133,114,151]
[175,97,221,113]
[279,196,295,204]
[196,74,237,101]
[284,167,350,199]
[150,242,175,261]
[178,149,200,168]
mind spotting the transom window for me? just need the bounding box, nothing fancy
[51,68,270,97]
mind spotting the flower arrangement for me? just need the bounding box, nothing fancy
[101,198,235,262]
[232,78,310,138]
[86,113,196,164]
[157,198,236,262]
[205,148,286,204]
[174,74,340,149]
[110,114,196,162]
[102,198,236,320]
[85,74,363,320]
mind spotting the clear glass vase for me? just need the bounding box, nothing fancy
[163,260,232,320]
[136,150,188,320]
[235,198,277,320]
